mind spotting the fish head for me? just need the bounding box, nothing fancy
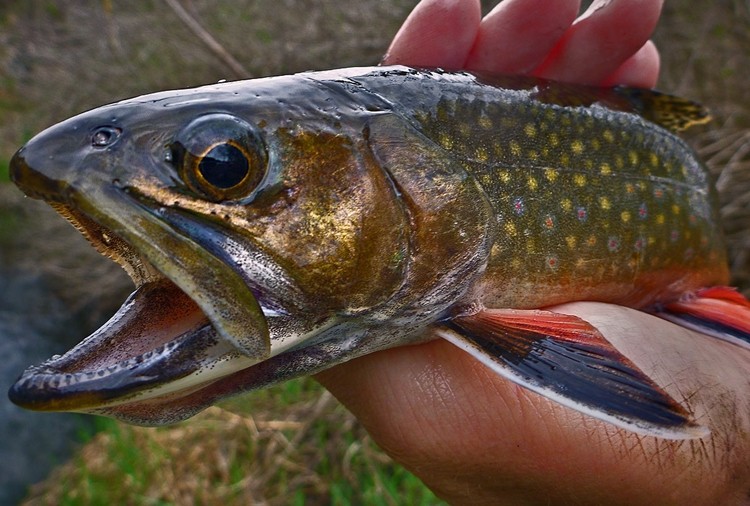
[8,76,408,424]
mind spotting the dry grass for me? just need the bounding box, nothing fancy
[21,380,441,505]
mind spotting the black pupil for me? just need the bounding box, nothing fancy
[198,143,249,189]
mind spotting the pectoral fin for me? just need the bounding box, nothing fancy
[655,286,750,350]
[437,309,707,439]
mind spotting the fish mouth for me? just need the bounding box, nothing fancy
[8,199,270,424]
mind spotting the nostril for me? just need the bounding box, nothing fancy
[91,126,122,148]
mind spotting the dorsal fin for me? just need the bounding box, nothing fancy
[612,87,711,132]
[471,71,712,133]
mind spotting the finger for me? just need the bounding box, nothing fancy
[602,40,660,87]
[533,0,664,85]
[382,0,481,68]
[465,0,580,74]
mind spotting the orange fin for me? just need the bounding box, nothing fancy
[438,309,706,439]
[655,286,750,349]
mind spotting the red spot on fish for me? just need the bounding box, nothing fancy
[544,215,555,229]
[607,236,621,252]
[638,203,648,219]
[654,187,664,199]
[670,230,680,242]
[546,256,558,270]
[513,197,525,215]
[634,237,645,252]
[576,207,587,222]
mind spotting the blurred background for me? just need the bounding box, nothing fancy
[0,1,748,504]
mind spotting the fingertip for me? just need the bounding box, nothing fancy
[532,0,663,84]
[382,0,481,69]
[602,40,660,88]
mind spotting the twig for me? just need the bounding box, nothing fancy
[163,0,252,79]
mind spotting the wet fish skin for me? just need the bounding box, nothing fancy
[8,66,746,437]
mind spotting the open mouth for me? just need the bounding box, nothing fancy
[8,203,266,424]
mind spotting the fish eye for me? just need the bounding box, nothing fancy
[169,114,267,201]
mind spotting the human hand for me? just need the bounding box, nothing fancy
[317,1,750,504]
[383,0,661,87]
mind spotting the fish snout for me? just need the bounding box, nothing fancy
[9,144,73,203]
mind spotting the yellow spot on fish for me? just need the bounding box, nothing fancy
[625,183,635,194]
[548,133,560,147]
[656,214,665,224]
[499,170,511,184]
[628,151,639,166]
[649,152,659,167]
[560,198,572,212]
[599,196,611,210]
[527,176,539,191]
[479,115,493,130]
[574,174,587,187]
[566,235,577,249]
[560,153,571,166]
[510,140,522,157]
[504,222,517,236]
[648,236,656,245]
[587,235,597,247]
[672,204,681,215]
[544,168,559,182]
[527,150,539,161]
[603,130,615,143]
[583,159,594,170]
[439,133,453,150]
[571,140,584,155]
[526,237,536,253]
[475,146,489,163]
[614,154,625,169]
[510,258,522,269]
[621,211,631,223]
[591,138,601,151]
[524,124,537,138]
[600,163,612,176]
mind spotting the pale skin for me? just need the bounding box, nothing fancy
[316,1,750,504]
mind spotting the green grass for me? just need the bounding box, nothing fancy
[22,378,446,505]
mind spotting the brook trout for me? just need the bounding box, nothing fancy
[8,66,750,438]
